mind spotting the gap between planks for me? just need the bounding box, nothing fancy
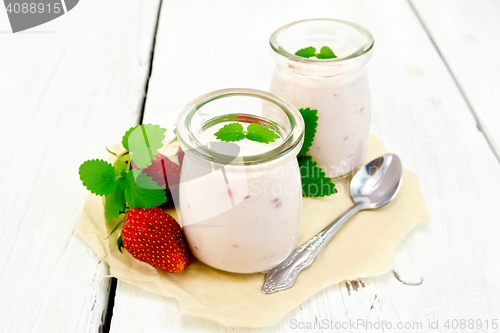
[101,1,165,331]
[406,0,500,164]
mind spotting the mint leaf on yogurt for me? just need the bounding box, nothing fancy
[214,123,246,142]
[295,46,316,58]
[295,46,337,59]
[214,122,280,144]
[315,46,337,59]
[246,123,280,144]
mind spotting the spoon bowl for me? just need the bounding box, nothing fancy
[350,153,403,210]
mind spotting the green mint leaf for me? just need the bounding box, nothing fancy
[295,46,316,58]
[124,169,167,208]
[298,156,337,197]
[214,123,246,142]
[127,124,167,169]
[104,183,126,222]
[246,123,280,144]
[122,125,138,151]
[118,170,127,190]
[79,159,116,196]
[117,235,124,253]
[214,123,280,144]
[315,46,337,59]
[298,108,318,156]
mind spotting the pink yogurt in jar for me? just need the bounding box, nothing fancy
[269,19,374,178]
[176,88,305,274]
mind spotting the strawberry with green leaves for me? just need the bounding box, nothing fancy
[79,124,189,273]
[79,124,174,221]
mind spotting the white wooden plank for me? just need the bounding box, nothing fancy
[409,0,500,159]
[0,0,160,332]
[110,0,500,331]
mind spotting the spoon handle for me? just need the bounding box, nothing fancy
[262,202,362,294]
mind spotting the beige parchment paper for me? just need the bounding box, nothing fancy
[75,136,430,327]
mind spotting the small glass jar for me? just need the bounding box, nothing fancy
[269,18,374,178]
[176,88,304,274]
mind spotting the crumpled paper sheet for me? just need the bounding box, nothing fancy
[75,136,430,327]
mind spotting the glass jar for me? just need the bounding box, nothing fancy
[269,18,374,178]
[176,88,304,274]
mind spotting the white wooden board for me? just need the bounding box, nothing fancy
[108,0,500,332]
[0,0,160,332]
[409,0,500,159]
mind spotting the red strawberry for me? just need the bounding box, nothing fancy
[121,207,189,273]
[177,146,185,166]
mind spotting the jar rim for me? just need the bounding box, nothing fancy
[176,88,305,166]
[269,18,374,64]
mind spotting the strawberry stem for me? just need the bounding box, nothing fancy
[106,147,118,156]
[105,213,126,239]
[117,235,124,253]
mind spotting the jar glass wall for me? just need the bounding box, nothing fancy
[269,18,374,178]
[176,88,304,274]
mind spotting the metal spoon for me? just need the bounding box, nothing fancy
[262,153,403,294]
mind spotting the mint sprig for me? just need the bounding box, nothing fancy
[298,156,337,197]
[298,108,318,157]
[214,123,280,144]
[295,46,337,59]
[296,107,336,197]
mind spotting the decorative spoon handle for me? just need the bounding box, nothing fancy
[262,202,362,294]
